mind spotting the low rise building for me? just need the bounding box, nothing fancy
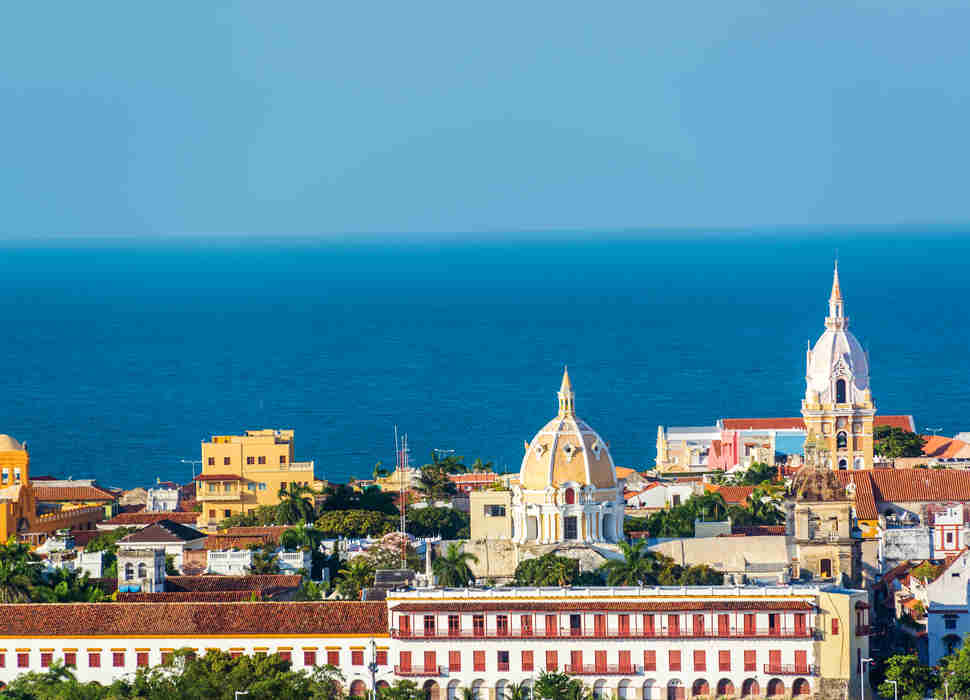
[118,520,207,571]
[927,548,970,663]
[146,482,180,512]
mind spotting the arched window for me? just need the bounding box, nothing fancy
[125,563,135,581]
[138,563,147,578]
[819,559,832,578]
[837,431,847,449]
[835,379,846,403]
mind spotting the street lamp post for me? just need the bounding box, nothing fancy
[860,657,873,700]
[368,639,378,697]
[180,458,202,480]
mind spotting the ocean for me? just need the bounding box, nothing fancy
[1,232,968,489]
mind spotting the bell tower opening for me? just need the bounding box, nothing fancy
[835,379,846,403]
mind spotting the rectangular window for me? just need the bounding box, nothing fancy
[279,651,291,662]
[521,614,533,636]
[352,650,364,666]
[473,614,485,636]
[89,652,101,668]
[208,483,217,492]
[473,650,485,672]
[113,652,125,667]
[399,651,411,672]
[794,613,807,635]
[326,651,339,666]
[522,650,534,671]
[618,614,630,636]
[208,509,216,519]
[744,650,756,672]
[694,649,706,671]
[618,650,631,670]
[945,615,958,630]
[769,613,780,634]
[546,650,558,671]
[376,650,387,666]
[832,618,839,634]
[425,651,437,672]
[224,457,231,465]
[400,616,411,636]
[136,652,148,668]
[570,614,582,636]
[449,650,461,672]
[718,613,730,636]
[280,455,287,464]
[594,650,607,672]
[259,482,267,491]
[41,652,52,667]
[497,615,509,636]
[545,614,558,637]
[0,652,4,667]
[743,613,755,635]
[769,649,781,670]
[304,651,317,667]
[424,615,435,636]
[795,650,807,672]
[18,653,29,668]
[571,650,583,670]
[594,614,606,636]
[497,650,509,672]
[948,532,955,544]
[449,615,460,635]
[644,650,656,671]
[719,650,730,671]
[693,614,705,636]
[668,614,680,636]
[643,614,655,636]
[669,650,681,671]
[207,457,215,466]
[161,652,173,665]
[247,456,255,465]
[258,456,266,465]
[247,483,256,491]
[224,509,231,518]
[64,652,76,667]
[485,505,506,517]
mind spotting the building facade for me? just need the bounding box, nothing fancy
[196,429,317,528]
[386,585,870,700]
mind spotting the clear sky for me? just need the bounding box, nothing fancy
[2,2,969,238]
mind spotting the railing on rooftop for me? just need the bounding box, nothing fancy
[394,665,443,677]
[764,664,819,676]
[565,664,640,676]
[391,627,820,641]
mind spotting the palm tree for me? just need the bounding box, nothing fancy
[600,539,659,586]
[459,688,478,700]
[276,481,316,524]
[414,465,456,504]
[246,546,280,575]
[505,682,530,700]
[0,558,33,603]
[469,458,494,474]
[692,492,728,522]
[431,543,478,587]
[280,523,324,552]
[373,461,390,480]
[336,557,375,600]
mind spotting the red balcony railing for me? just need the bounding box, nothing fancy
[390,627,820,641]
[565,664,640,676]
[497,662,510,672]
[764,664,818,676]
[394,665,444,677]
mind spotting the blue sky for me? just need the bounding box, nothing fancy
[2,1,969,238]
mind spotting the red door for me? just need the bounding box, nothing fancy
[668,615,680,636]
[718,614,730,636]
[794,613,806,636]
[400,616,411,636]
[769,649,781,673]
[594,615,606,636]
[399,651,411,672]
[795,650,807,673]
[424,651,436,673]
[744,614,755,635]
[693,614,705,636]
[595,650,607,672]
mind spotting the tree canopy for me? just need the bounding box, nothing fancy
[875,425,927,460]
[431,543,477,587]
[315,510,397,538]
[405,506,470,539]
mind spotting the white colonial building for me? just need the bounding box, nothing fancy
[927,548,970,664]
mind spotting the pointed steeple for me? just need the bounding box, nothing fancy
[557,366,575,416]
[825,261,847,330]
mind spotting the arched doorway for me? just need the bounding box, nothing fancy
[424,680,441,700]
[592,680,609,699]
[792,679,811,696]
[668,680,684,700]
[376,680,390,696]
[617,680,632,699]
[820,558,832,578]
[692,679,709,697]
[446,680,461,700]
[766,679,785,697]
[838,458,848,470]
[837,431,847,449]
[717,680,735,697]
[349,680,367,697]
[643,679,657,700]
[741,679,760,698]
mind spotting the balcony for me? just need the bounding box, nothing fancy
[390,627,820,641]
[201,490,241,502]
[764,664,818,676]
[279,460,314,472]
[394,665,444,677]
[565,665,640,676]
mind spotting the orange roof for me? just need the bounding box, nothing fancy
[34,486,115,502]
[0,601,387,636]
[165,575,302,594]
[102,512,199,527]
[615,467,637,479]
[706,485,755,505]
[922,435,970,459]
[448,473,498,483]
[722,415,915,432]
[835,469,970,521]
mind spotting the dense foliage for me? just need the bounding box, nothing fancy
[624,486,783,538]
[710,461,777,486]
[431,543,477,587]
[874,426,927,460]
[83,527,137,579]
[0,538,108,604]
[315,509,397,539]
[405,506,470,539]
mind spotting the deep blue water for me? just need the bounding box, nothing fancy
[1,233,969,489]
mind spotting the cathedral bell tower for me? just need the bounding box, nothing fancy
[801,263,876,470]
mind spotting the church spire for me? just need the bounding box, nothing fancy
[557,366,575,416]
[825,261,847,330]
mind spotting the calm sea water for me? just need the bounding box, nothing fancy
[1,233,968,489]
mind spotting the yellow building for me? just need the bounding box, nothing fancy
[196,429,317,529]
[0,434,34,542]
[801,263,876,470]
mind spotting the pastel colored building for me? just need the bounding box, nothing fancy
[196,429,318,528]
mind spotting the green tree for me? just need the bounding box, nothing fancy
[911,561,943,581]
[31,568,106,603]
[414,464,457,504]
[535,672,586,700]
[315,509,397,538]
[600,539,660,586]
[877,654,938,700]
[505,682,530,700]
[84,526,137,579]
[246,546,281,575]
[379,679,425,700]
[469,458,494,474]
[431,543,478,587]
[514,553,581,586]
[0,555,35,603]
[319,484,398,516]
[692,492,728,521]
[336,556,375,600]
[280,523,329,579]
[678,564,724,585]
[406,506,470,539]
[875,426,927,461]
[276,482,317,525]
[219,505,280,529]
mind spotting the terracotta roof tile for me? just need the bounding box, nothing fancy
[193,473,244,482]
[706,485,755,505]
[102,512,199,527]
[721,415,915,432]
[120,520,207,545]
[34,486,115,502]
[731,525,786,536]
[389,600,813,613]
[0,601,387,636]
[118,591,259,602]
[923,436,970,459]
[165,575,302,594]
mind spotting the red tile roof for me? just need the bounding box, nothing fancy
[120,520,207,545]
[721,415,915,432]
[835,469,970,521]
[118,591,259,602]
[706,485,755,505]
[389,600,813,613]
[165,575,302,595]
[193,473,244,482]
[34,486,115,502]
[102,512,199,527]
[220,526,291,538]
[449,473,498,483]
[0,602,388,636]
[731,525,786,536]
[923,436,970,459]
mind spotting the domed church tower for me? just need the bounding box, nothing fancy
[511,368,625,545]
[801,263,876,470]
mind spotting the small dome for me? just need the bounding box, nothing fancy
[792,464,846,501]
[0,434,23,451]
[519,369,617,492]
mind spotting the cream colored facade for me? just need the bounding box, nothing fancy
[801,264,876,470]
[197,429,317,528]
[469,490,513,540]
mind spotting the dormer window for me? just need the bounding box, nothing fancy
[591,440,603,459]
[562,443,577,462]
[533,443,546,459]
